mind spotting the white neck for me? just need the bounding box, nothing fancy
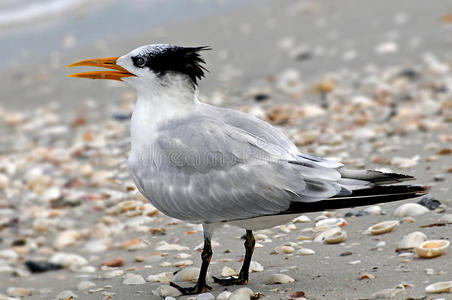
[129,75,199,160]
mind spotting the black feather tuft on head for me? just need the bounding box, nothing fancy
[133,45,210,87]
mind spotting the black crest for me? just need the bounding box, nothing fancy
[132,45,210,86]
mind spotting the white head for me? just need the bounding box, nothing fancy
[68,44,210,97]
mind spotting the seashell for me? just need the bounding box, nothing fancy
[402,217,416,223]
[371,286,404,299]
[287,223,297,230]
[425,281,452,293]
[266,105,296,125]
[176,253,191,259]
[416,240,449,258]
[398,232,427,249]
[353,128,376,139]
[160,261,172,267]
[267,274,295,284]
[315,215,327,222]
[438,214,452,224]
[274,245,295,254]
[228,287,255,300]
[118,200,140,211]
[103,269,124,278]
[293,130,320,146]
[7,287,33,297]
[155,241,189,252]
[424,268,435,275]
[313,78,335,94]
[362,205,382,215]
[254,233,268,241]
[78,265,95,273]
[276,69,303,95]
[314,227,345,242]
[56,290,77,299]
[376,241,386,248]
[398,252,414,258]
[54,230,80,249]
[173,267,210,282]
[249,261,264,272]
[300,104,326,118]
[359,273,375,280]
[3,112,27,125]
[153,285,182,297]
[297,248,315,256]
[78,164,94,177]
[123,273,146,285]
[325,230,347,244]
[288,291,306,299]
[196,292,215,300]
[0,173,10,190]
[324,211,336,217]
[84,239,108,253]
[27,174,52,194]
[40,187,61,202]
[368,220,399,235]
[141,203,159,217]
[119,239,147,251]
[394,203,429,217]
[77,281,96,290]
[146,272,172,283]
[174,259,193,267]
[391,156,418,168]
[221,266,238,277]
[315,218,348,230]
[50,253,88,269]
[101,258,123,268]
[279,224,296,233]
[0,249,18,262]
[216,290,232,300]
[245,105,266,119]
[297,235,311,241]
[33,218,52,232]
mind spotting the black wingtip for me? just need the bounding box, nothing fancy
[387,172,416,183]
[282,185,430,214]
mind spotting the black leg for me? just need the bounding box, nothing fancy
[213,230,255,286]
[170,236,213,294]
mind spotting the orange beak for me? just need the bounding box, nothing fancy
[67,57,135,81]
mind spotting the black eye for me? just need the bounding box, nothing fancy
[133,56,146,68]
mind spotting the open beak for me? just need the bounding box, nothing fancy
[67,57,135,81]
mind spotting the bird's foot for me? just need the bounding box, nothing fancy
[169,281,212,295]
[212,275,248,286]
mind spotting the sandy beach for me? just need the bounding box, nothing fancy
[1,0,452,299]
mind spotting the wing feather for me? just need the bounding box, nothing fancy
[131,114,343,223]
[127,103,424,225]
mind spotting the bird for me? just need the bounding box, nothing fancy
[68,44,429,295]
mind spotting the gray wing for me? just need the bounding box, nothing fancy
[141,114,344,223]
[200,103,344,169]
[200,103,300,154]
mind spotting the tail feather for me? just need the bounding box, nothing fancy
[338,168,415,185]
[284,185,430,214]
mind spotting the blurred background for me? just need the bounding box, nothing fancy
[1,0,452,110]
[0,1,452,299]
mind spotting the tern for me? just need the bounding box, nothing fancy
[68,44,429,295]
